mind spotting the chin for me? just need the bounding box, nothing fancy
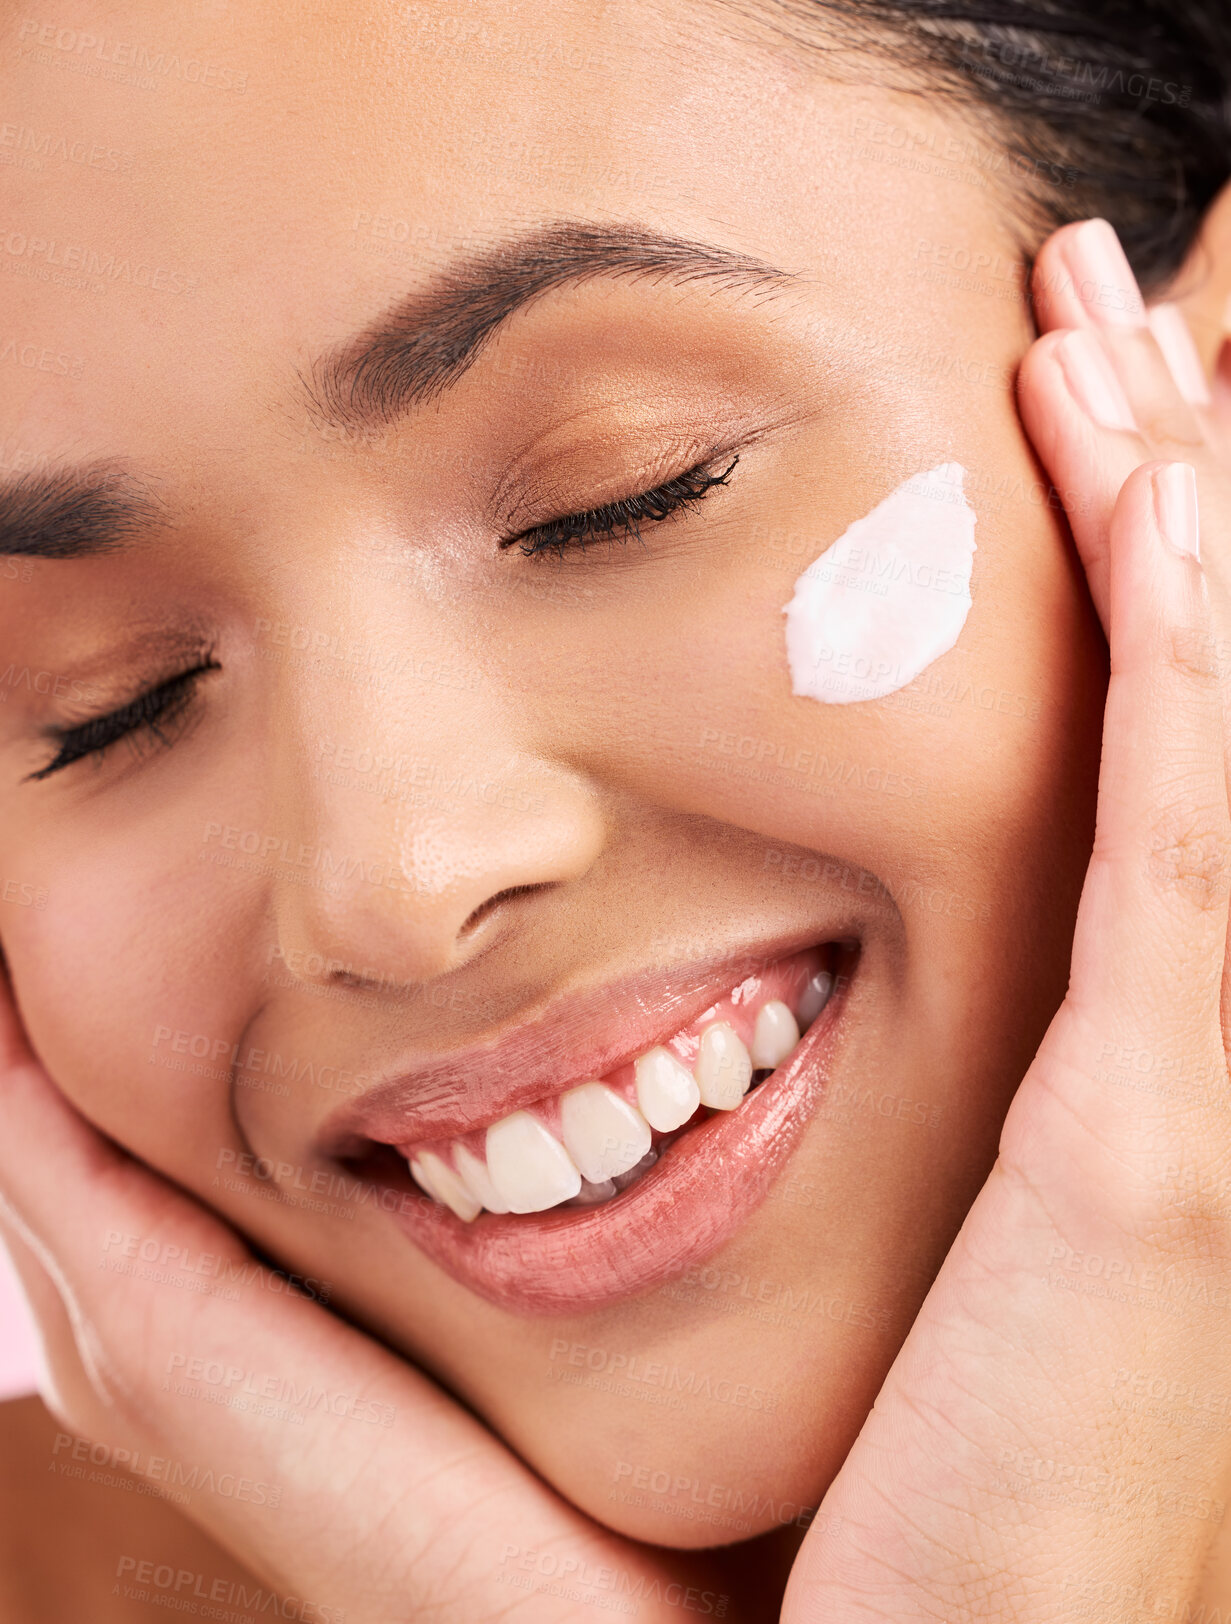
[548,1396,855,1548]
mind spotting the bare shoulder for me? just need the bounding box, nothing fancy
[0,1394,261,1624]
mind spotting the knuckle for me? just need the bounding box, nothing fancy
[1160,1198,1231,1270]
[1135,405,1205,451]
[1146,803,1231,909]
[1124,1168,1231,1272]
[1010,1072,1231,1269]
[39,1350,125,1447]
[1164,623,1221,685]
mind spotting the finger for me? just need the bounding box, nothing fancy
[1144,304,1231,471]
[1019,319,1227,645]
[0,1220,53,1385]
[785,470,1231,1624]
[1033,220,1212,446]
[0,1207,159,1454]
[1017,326,1147,632]
[1033,217,1147,334]
[0,1013,144,1420]
[0,1056,500,1605]
[0,981,697,1621]
[1061,462,1228,1064]
[1024,223,1231,1068]
[1032,216,1218,419]
[1147,302,1215,412]
[1020,272,1231,1065]
[1020,228,1222,639]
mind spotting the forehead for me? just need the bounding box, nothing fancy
[0,0,1017,464]
[3,0,816,274]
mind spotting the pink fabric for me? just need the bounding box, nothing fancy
[0,1242,40,1400]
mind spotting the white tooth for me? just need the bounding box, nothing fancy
[634,1046,701,1132]
[485,1111,581,1214]
[694,1022,753,1110]
[409,1156,441,1202]
[750,1000,801,1069]
[413,1151,482,1223]
[559,1081,652,1183]
[453,1143,511,1215]
[798,970,835,1028]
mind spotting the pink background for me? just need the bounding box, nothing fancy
[0,1242,40,1400]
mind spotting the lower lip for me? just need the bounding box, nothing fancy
[365,955,854,1315]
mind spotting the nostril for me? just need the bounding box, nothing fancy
[459,882,552,939]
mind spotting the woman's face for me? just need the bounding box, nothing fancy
[0,0,1106,1545]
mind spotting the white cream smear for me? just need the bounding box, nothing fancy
[783,462,977,704]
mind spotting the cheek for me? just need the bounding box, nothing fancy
[1,809,257,1178]
[506,440,1103,921]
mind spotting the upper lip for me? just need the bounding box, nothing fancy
[317,924,850,1156]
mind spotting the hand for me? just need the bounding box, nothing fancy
[0,972,735,1624]
[784,218,1231,1620]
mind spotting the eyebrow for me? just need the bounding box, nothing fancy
[0,219,798,559]
[0,463,163,560]
[304,218,799,429]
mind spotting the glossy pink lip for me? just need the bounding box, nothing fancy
[323,938,856,1315]
[319,933,849,1154]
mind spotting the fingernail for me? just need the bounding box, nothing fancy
[1152,462,1200,560]
[1059,219,1147,328]
[1147,303,1212,405]
[1056,329,1138,430]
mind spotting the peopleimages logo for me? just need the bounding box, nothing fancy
[201,820,426,894]
[53,1433,283,1508]
[102,1226,332,1304]
[548,1339,778,1412]
[0,121,133,172]
[0,229,198,293]
[0,336,85,376]
[113,1558,341,1623]
[497,1543,728,1617]
[16,20,249,92]
[611,1461,822,1531]
[162,1353,396,1428]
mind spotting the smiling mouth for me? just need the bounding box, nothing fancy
[396,950,837,1221]
[329,937,857,1313]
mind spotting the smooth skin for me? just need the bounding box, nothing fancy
[3,221,1231,1621]
[0,0,1121,1556]
[5,0,1231,1615]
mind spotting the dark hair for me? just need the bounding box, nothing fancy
[791,0,1231,292]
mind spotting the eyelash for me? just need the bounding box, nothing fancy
[27,456,738,779]
[500,452,740,559]
[29,660,219,782]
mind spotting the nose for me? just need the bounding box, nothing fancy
[268,685,605,991]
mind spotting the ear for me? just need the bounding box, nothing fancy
[1164,177,1231,436]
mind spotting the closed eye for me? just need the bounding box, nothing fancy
[500,453,739,560]
[27,660,219,781]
